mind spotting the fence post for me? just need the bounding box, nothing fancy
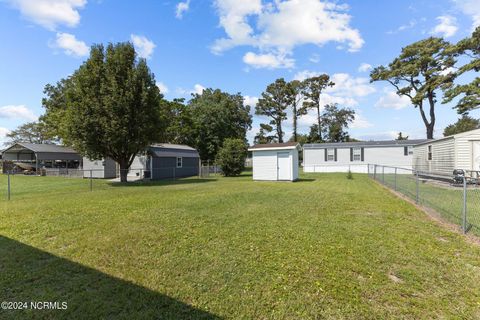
[367,164,370,176]
[415,170,419,204]
[394,167,397,191]
[382,166,385,184]
[462,176,467,233]
[7,172,11,201]
[374,165,377,180]
[173,167,176,181]
[90,170,93,191]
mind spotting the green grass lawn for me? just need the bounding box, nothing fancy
[2,172,480,319]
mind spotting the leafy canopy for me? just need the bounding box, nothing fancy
[216,138,247,177]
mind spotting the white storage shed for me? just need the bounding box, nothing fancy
[248,142,300,181]
[413,128,480,175]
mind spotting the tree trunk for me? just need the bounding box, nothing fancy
[418,101,434,139]
[277,120,283,143]
[316,104,322,141]
[426,124,434,139]
[293,108,297,142]
[119,159,128,183]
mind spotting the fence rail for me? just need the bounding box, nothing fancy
[368,164,480,235]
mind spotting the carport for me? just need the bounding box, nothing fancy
[2,142,82,172]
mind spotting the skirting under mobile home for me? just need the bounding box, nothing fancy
[248,142,300,181]
[413,128,480,175]
[303,140,428,173]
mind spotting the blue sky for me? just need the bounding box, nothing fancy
[0,0,479,144]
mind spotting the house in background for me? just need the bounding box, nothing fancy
[248,142,300,181]
[303,140,428,173]
[413,128,480,176]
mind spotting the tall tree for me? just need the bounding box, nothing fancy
[4,121,55,145]
[254,124,276,144]
[443,26,480,114]
[256,78,293,143]
[302,75,335,141]
[42,42,165,182]
[307,124,321,143]
[396,132,409,140]
[321,104,355,142]
[371,37,455,139]
[288,80,307,142]
[187,88,252,160]
[162,98,195,145]
[443,115,480,136]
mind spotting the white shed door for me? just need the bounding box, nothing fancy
[277,152,291,180]
[473,141,480,171]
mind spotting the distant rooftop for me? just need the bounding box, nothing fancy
[150,143,197,151]
[304,139,430,149]
[3,142,79,154]
[249,142,299,150]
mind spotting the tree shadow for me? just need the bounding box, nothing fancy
[108,178,217,188]
[0,236,221,319]
[295,178,316,182]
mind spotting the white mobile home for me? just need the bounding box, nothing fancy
[82,158,117,178]
[303,140,428,173]
[413,128,480,175]
[248,142,300,181]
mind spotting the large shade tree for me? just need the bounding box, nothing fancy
[321,104,355,142]
[443,26,480,114]
[256,78,293,143]
[371,37,455,139]
[5,121,56,145]
[302,75,335,141]
[187,88,252,160]
[42,42,165,182]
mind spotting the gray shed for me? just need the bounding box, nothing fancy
[146,144,199,180]
[2,142,82,172]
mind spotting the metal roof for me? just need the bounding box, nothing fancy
[149,144,199,158]
[249,142,299,150]
[303,139,430,149]
[3,142,79,154]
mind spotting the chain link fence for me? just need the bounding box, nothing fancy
[368,164,480,235]
[0,165,221,201]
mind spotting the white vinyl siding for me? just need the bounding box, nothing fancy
[251,149,298,181]
[413,138,455,175]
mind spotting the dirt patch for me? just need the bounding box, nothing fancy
[388,273,404,283]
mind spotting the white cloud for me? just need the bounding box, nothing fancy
[130,34,156,59]
[175,0,190,19]
[0,105,37,121]
[156,82,169,94]
[192,84,206,95]
[452,0,480,30]
[6,0,86,30]
[309,54,320,63]
[243,51,294,69]
[53,32,88,57]
[431,15,458,38]
[293,70,375,107]
[375,89,411,110]
[244,95,259,108]
[350,112,372,129]
[387,20,416,34]
[358,63,372,73]
[212,0,364,69]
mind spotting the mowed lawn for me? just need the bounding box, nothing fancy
[1,173,480,319]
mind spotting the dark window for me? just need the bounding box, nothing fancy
[177,157,183,168]
[428,145,432,161]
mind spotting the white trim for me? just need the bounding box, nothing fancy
[176,157,183,168]
[248,146,299,152]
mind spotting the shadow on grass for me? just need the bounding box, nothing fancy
[296,178,316,182]
[0,236,221,319]
[108,178,217,188]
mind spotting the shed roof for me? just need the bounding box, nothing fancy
[248,142,300,151]
[304,139,429,149]
[149,143,199,158]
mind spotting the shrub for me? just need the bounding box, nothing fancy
[347,169,353,180]
[216,138,248,177]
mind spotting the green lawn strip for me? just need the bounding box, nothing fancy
[1,173,480,318]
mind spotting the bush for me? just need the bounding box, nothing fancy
[347,169,353,180]
[216,138,248,176]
